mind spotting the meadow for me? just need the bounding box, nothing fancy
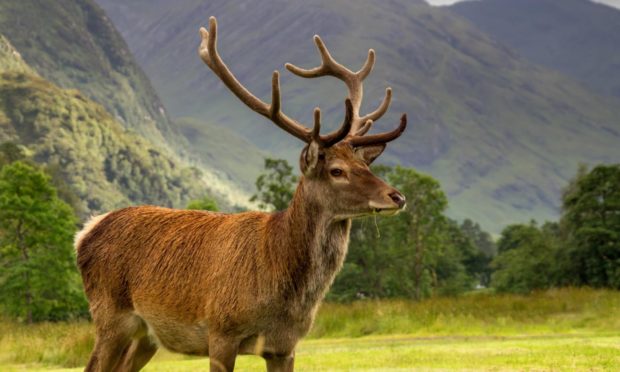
[1,288,619,371]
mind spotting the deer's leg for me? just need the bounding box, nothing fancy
[265,351,295,372]
[85,326,132,372]
[115,335,158,372]
[208,333,239,372]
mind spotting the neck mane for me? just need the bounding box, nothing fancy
[267,178,351,308]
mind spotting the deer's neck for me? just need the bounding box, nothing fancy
[269,179,351,308]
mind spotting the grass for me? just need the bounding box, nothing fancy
[1,288,619,370]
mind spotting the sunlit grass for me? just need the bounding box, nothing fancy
[1,288,619,370]
[310,287,620,338]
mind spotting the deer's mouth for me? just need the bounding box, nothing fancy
[373,207,402,216]
[370,201,405,216]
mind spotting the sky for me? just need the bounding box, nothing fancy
[425,0,620,9]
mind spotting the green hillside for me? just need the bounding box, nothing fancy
[96,0,620,232]
[453,0,620,98]
[177,117,266,193]
[0,35,206,215]
[0,0,267,207]
[0,0,183,150]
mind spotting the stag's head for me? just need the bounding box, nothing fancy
[199,17,407,219]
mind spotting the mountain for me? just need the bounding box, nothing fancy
[452,0,620,98]
[94,0,620,233]
[0,34,208,215]
[0,0,180,149]
[0,0,266,207]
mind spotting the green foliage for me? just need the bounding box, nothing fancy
[490,164,620,293]
[491,221,559,293]
[458,218,496,286]
[559,164,620,289]
[0,70,205,216]
[250,158,297,211]
[0,142,84,216]
[330,166,478,301]
[0,1,180,149]
[0,35,34,75]
[186,195,219,211]
[0,162,87,322]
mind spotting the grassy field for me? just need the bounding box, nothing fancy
[1,288,619,371]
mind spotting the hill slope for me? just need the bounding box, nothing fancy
[452,0,620,98]
[0,35,207,215]
[0,0,183,149]
[95,0,620,232]
[0,0,266,206]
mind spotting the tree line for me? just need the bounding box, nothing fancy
[249,158,620,300]
[0,141,618,322]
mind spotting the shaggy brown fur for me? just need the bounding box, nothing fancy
[77,16,407,372]
[77,143,405,372]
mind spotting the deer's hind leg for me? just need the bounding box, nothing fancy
[85,315,134,371]
[115,334,158,372]
[208,333,240,372]
[265,351,295,372]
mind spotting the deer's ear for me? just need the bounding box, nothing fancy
[354,143,386,165]
[300,141,322,175]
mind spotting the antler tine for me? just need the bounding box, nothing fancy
[360,88,392,124]
[347,114,407,147]
[285,36,391,136]
[357,49,375,80]
[311,108,321,143]
[308,99,354,147]
[270,71,281,117]
[356,120,373,136]
[320,98,354,147]
[199,17,312,142]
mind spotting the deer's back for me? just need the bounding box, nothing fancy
[76,206,271,324]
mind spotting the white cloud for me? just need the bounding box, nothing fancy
[424,0,620,10]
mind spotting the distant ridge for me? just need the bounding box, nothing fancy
[95,0,620,232]
[453,0,620,98]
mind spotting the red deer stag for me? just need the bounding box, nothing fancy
[76,16,407,372]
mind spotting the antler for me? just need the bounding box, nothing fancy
[199,17,349,147]
[285,36,399,142]
[347,114,407,147]
[199,17,405,148]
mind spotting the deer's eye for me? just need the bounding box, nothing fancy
[330,168,344,177]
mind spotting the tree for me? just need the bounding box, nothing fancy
[389,166,452,299]
[0,161,86,322]
[186,195,219,211]
[1,142,84,216]
[490,221,557,293]
[559,164,620,288]
[250,158,297,211]
[458,219,496,287]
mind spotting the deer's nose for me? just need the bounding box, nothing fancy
[389,191,406,209]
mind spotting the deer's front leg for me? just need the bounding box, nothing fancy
[208,334,239,372]
[265,350,295,372]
